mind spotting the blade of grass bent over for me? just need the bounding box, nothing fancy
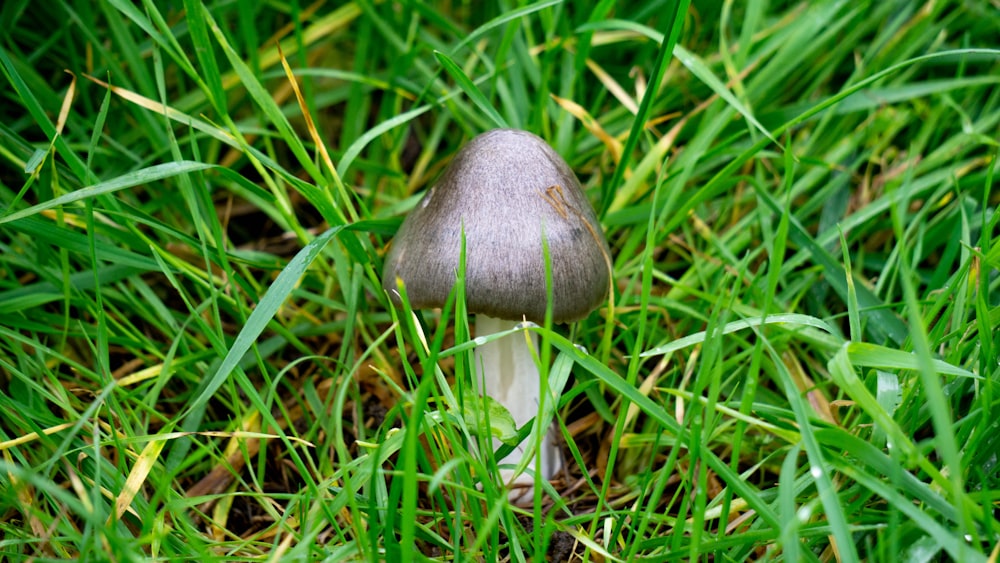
[180,222,380,419]
[0,161,216,224]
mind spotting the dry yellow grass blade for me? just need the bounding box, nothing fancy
[271,531,297,561]
[784,351,837,425]
[65,460,97,516]
[690,496,750,525]
[607,96,709,213]
[185,411,263,503]
[116,363,167,387]
[550,94,623,165]
[209,488,237,542]
[0,422,75,451]
[82,74,235,145]
[219,2,361,92]
[621,355,669,430]
[55,71,75,137]
[260,0,324,54]
[277,42,359,222]
[39,207,124,232]
[532,31,643,116]
[2,449,47,538]
[150,430,314,446]
[113,438,167,521]
[585,58,638,115]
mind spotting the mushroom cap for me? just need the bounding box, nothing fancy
[383,128,611,323]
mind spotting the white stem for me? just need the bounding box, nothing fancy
[474,315,561,501]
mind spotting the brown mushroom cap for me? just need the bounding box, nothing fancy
[383,128,611,323]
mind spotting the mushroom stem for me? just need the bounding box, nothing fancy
[474,315,561,499]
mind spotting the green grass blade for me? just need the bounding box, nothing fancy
[0,162,216,224]
[434,50,509,129]
[181,224,349,418]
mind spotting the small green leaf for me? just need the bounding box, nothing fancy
[847,342,979,379]
[24,148,46,174]
[453,386,519,445]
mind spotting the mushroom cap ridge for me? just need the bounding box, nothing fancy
[383,129,611,324]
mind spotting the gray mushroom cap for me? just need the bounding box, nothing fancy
[383,128,611,324]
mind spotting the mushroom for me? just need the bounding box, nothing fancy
[383,128,611,500]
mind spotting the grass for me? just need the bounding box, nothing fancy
[1,0,998,561]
